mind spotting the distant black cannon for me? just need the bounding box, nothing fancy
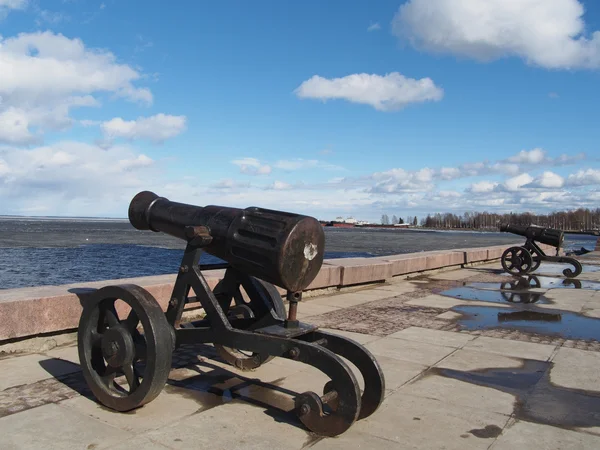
[499,223,582,278]
[76,191,384,437]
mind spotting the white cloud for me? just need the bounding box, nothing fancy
[393,0,600,69]
[503,173,534,191]
[0,140,160,215]
[490,162,521,176]
[0,0,27,19]
[209,179,251,190]
[266,181,293,190]
[507,148,547,164]
[528,171,565,188]
[367,22,381,32]
[0,31,153,145]
[549,92,560,99]
[231,158,272,175]
[566,168,600,186]
[369,167,435,193]
[101,114,187,143]
[294,72,444,111]
[468,181,497,193]
[439,167,461,180]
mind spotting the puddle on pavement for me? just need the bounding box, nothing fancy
[442,287,549,305]
[468,275,600,291]
[452,305,600,341]
[433,359,600,430]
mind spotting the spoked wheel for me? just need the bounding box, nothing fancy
[501,246,533,276]
[500,290,541,304]
[77,284,173,411]
[529,250,542,272]
[500,277,531,291]
[214,275,286,370]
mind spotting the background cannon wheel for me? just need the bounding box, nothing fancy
[501,246,533,276]
[214,277,286,371]
[77,284,173,412]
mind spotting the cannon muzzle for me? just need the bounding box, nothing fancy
[128,191,325,292]
[499,223,564,248]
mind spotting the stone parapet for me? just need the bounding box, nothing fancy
[0,243,536,342]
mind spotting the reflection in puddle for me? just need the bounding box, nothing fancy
[452,305,600,341]
[442,287,549,304]
[468,275,600,291]
[517,262,600,275]
[434,359,600,429]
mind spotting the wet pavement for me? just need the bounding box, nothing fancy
[1,253,600,448]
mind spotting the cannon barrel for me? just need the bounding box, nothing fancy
[499,223,564,248]
[128,191,325,292]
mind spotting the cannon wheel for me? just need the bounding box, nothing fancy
[77,284,173,412]
[214,277,286,371]
[528,248,542,272]
[501,246,533,276]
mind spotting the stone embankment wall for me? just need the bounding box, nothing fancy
[0,243,552,343]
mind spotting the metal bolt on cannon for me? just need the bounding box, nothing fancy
[499,223,583,278]
[76,191,385,437]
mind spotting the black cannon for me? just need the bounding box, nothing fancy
[76,191,385,437]
[499,223,582,278]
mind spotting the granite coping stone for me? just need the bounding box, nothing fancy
[0,245,522,341]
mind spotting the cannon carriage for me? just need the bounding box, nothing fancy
[76,191,385,437]
[499,223,582,278]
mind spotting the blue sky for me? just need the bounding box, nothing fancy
[0,0,599,221]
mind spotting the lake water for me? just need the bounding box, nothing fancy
[0,218,597,290]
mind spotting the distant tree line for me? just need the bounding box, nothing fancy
[380,214,419,226]
[418,208,600,231]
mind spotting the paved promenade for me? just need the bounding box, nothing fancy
[1,254,600,449]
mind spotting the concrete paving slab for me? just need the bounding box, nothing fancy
[372,356,427,392]
[365,337,456,366]
[549,347,600,392]
[276,366,337,396]
[42,344,80,365]
[429,270,476,281]
[319,328,382,345]
[311,430,405,449]
[436,311,463,320]
[388,326,476,348]
[462,336,557,361]
[400,372,516,415]
[491,419,600,449]
[145,401,310,450]
[545,289,596,301]
[353,393,509,449]
[370,283,417,294]
[0,353,80,391]
[59,386,211,433]
[295,302,340,319]
[106,435,173,449]
[435,349,525,372]
[0,403,133,449]
[407,294,510,309]
[582,308,600,318]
